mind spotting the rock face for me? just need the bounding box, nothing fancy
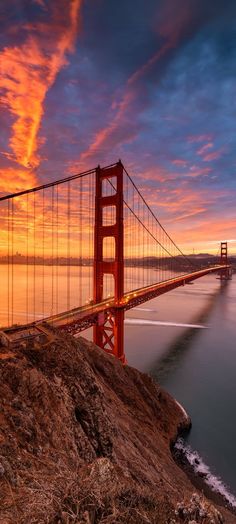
[0,331,235,523]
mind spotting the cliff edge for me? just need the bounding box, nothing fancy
[0,330,235,523]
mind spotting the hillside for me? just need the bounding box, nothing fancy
[0,329,235,523]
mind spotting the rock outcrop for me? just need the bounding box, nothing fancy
[0,330,235,523]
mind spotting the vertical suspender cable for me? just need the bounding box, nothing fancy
[42,188,45,319]
[67,181,71,315]
[142,201,145,288]
[89,173,92,301]
[132,183,134,292]
[33,192,36,321]
[137,196,139,287]
[79,176,82,306]
[51,186,54,317]
[26,194,29,324]
[133,184,135,292]
[11,199,14,326]
[125,176,128,293]
[131,180,134,292]
[147,208,149,286]
[7,200,10,326]
[156,220,158,282]
[56,185,59,314]
[162,229,164,283]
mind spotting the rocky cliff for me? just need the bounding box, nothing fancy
[0,329,235,523]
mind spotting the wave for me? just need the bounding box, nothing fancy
[133,307,156,312]
[125,318,207,329]
[175,437,236,508]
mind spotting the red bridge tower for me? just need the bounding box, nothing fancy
[220,241,231,280]
[93,162,125,362]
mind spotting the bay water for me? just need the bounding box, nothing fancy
[125,273,236,504]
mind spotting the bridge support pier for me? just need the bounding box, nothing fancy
[93,162,126,363]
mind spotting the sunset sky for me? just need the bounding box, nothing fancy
[1,0,236,254]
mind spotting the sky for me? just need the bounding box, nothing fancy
[0,0,236,255]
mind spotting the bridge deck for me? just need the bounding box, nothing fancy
[41,264,229,333]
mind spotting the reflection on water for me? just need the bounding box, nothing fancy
[0,264,95,327]
[125,274,236,498]
[125,274,219,371]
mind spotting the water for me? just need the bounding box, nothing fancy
[0,264,95,326]
[125,273,236,503]
[1,265,236,502]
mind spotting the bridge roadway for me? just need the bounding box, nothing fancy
[41,265,229,335]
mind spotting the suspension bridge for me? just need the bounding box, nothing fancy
[0,161,232,362]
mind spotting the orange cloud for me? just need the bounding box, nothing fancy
[0,168,37,194]
[0,0,81,177]
[174,218,236,251]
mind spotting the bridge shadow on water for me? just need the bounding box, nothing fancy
[149,280,230,385]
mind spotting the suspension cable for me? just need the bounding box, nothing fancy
[122,165,198,269]
[107,176,189,267]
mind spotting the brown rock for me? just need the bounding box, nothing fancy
[0,331,235,523]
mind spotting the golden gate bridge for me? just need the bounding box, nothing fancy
[0,161,232,362]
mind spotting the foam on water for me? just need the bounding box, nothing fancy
[175,437,236,508]
[174,399,189,421]
[133,307,156,312]
[125,318,207,329]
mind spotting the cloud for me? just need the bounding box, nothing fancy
[202,150,224,162]
[195,142,224,162]
[1,0,236,258]
[0,167,37,194]
[33,0,47,7]
[172,159,188,167]
[175,217,236,247]
[0,0,81,180]
[77,0,212,167]
[187,134,214,144]
[197,142,213,156]
[187,165,212,177]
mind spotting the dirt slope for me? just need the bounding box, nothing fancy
[0,330,235,523]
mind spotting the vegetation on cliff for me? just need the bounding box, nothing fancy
[0,330,235,523]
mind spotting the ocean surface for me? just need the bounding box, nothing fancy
[125,272,236,506]
[1,265,236,504]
